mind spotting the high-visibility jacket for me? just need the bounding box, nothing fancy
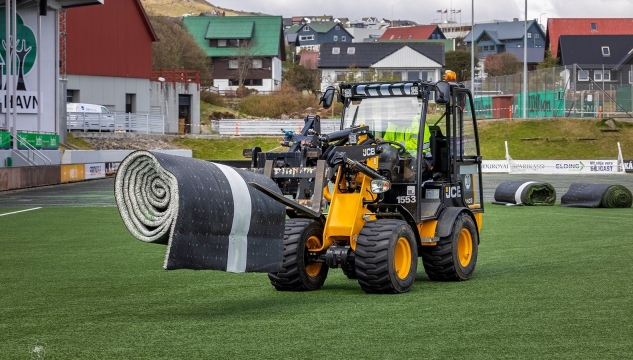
[383,117,431,159]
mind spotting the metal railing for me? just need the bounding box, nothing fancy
[218,119,341,136]
[67,112,165,134]
[11,133,52,165]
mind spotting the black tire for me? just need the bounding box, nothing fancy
[341,263,357,279]
[421,213,478,281]
[268,219,328,291]
[355,219,418,294]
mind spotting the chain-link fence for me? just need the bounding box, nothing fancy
[465,64,633,119]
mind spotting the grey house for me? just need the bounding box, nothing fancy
[558,34,633,90]
[464,20,545,66]
[286,22,354,50]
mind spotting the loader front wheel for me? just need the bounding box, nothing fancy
[355,219,418,294]
[268,219,328,291]
[421,213,478,281]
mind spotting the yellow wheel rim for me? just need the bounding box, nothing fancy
[305,235,322,277]
[457,228,473,267]
[394,237,412,280]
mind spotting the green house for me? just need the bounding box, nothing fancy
[183,15,286,93]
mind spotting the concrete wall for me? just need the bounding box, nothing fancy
[67,74,151,113]
[150,81,201,134]
[0,150,62,167]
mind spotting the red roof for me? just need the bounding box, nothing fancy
[380,25,439,41]
[546,18,633,58]
[299,51,319,69]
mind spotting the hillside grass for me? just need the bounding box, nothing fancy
[65,132,94,150]
[171,136,282,160]
[479,118,633,159]
[1,205,632,358]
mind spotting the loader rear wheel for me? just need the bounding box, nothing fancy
[421,213,478,281]
[355,219,418,294]
[268,219,328,291]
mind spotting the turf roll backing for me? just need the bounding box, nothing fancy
[560,183,633,208]
[114,150,286,273]
[492,180,556,206]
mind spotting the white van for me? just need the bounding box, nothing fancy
[67,103,115,131]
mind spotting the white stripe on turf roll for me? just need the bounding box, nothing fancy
[215,163,252,273]
[515,181,537,205]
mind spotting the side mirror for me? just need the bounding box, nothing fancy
[435,81,451,105]
[319,86,336,109]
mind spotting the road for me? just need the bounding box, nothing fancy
[1,173,632,208]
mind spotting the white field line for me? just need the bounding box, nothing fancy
[0,207,43,217]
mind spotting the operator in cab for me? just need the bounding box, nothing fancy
[382,112,434,171]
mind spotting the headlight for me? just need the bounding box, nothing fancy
[370,179,391,194]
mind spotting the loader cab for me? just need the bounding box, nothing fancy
[337,80,484,222]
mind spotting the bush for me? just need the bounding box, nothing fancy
[238,85,321,118]
[200,91,226,107]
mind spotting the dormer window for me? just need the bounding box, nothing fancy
[591,22,597,31]
[332,47,340,54]
[602,46,610,56]
[347,47,355,54]
[304,25,310,31]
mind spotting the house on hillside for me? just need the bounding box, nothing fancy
[286,22,353,51]
[66,0,201,134]
[184,15,285,93]
[464,20,545,68]
[346,27,387,43]
[546,18,633,58]
[557,35,633,90]
[380,25,447,41]
[318,42,444,91]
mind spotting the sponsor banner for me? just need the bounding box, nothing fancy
[0,91,40,113]
[481,160,509,173]
[16,132,59,150]
[61,164,85,182]
[0,131,9,149]
[85,163,106,180]
[483,159,623,174]
[623,160,633,173]
[105,162,120,175]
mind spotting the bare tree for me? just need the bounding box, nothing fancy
[230,40,262,89]
[149,16,213,85]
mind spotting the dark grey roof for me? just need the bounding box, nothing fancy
[505,47,545,64]
[286,33,298,44]
[318,42,444,68]
[283,18,293,27]
[558,35,633,67]
[465,20,541,42]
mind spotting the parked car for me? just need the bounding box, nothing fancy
[67,103,117,131]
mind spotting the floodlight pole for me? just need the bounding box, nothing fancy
[523,0,528,119]
[471,0,474,94]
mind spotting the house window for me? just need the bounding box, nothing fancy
[591,22,597,31]
[342,36,346,41]
[347,47,355,54]
[218,39,227,47]
[578,70,589,81]
[361,71,373,81]
[303,26,310,31]
[390,35,394,40]
[535,34,540,39]
[229,60,238,69]
[252,59,263,69]
[335,71,347,81]
[629,71,633,84]
[407,70,420,81]
[334,35,338,41]
[335,25,340,30]
[251,79,263,86]
[299,35,314,41]
[229,79,240,86]
[527,32,532,39]
[602,46,610,56]
[332,47,340,54]
[594,70,602,81]
[603,70,611,81]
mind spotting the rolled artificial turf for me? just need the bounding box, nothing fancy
[492,180,556,206]
[561,183,633,208]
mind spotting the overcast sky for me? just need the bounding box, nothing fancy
[208,0,633,26]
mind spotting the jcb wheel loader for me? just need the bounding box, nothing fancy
[245,71,484,294]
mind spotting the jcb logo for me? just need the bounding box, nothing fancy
[445,186,461,199]
[362,147,376,157]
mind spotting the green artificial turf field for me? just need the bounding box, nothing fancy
[1,205,632,359]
